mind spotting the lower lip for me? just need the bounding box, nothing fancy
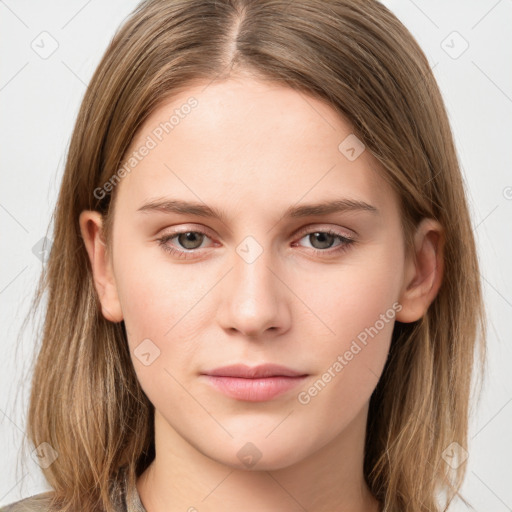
[202,375,308,401]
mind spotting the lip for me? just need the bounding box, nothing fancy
[200,364,309,402]
[203,363,307,378]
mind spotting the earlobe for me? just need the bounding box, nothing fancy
[79,210,124,323]
[395,218,444,323]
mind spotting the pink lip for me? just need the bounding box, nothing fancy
[200,364,308,402]
[203,363,306,378]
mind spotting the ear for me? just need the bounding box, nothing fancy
[79,210,123,323]
[395,218,445,323]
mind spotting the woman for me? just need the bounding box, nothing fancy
[1,0,486,511]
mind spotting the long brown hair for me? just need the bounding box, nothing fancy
[19,1,486,510]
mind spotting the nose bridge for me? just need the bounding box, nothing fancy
[218,234,288,336]
[235,236,274,298]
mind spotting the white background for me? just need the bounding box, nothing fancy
[1,0,511,510]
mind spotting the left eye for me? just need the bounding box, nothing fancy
[296,230,352,250]
[166,231,207,250]
[156,231,211,259]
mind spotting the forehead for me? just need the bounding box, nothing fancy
[114,77,396,220]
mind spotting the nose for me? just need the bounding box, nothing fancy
[216,243,291,339]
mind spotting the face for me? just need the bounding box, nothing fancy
[84,77,426,470]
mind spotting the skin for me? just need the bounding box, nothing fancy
[80,76,444,512]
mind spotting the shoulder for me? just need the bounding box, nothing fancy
[0,491,54,512]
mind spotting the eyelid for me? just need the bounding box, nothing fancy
[159,223,217,239]
[294,223,356,240]
[159,223,356,242]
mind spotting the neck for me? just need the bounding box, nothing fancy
[136,404,380,512]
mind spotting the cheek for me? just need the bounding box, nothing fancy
[111,243,193,377]
[300,273,397,389]
[112,240,228,403]
[114,262,195,407]
[113,240,202,338]
[291,244,402,430]
[297,239,404,344]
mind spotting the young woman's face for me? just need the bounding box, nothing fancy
[102,77,411,469]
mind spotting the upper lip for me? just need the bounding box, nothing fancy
[202,364,307,378]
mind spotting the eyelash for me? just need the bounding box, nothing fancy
[156,227,355,260]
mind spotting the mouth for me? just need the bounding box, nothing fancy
[200,364,309,402]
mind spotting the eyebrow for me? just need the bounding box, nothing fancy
[137,197,378,221]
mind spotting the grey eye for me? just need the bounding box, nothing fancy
[176,232,206,250]
[303,232,337,250]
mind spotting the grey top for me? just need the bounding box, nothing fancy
[0,466,147,512]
